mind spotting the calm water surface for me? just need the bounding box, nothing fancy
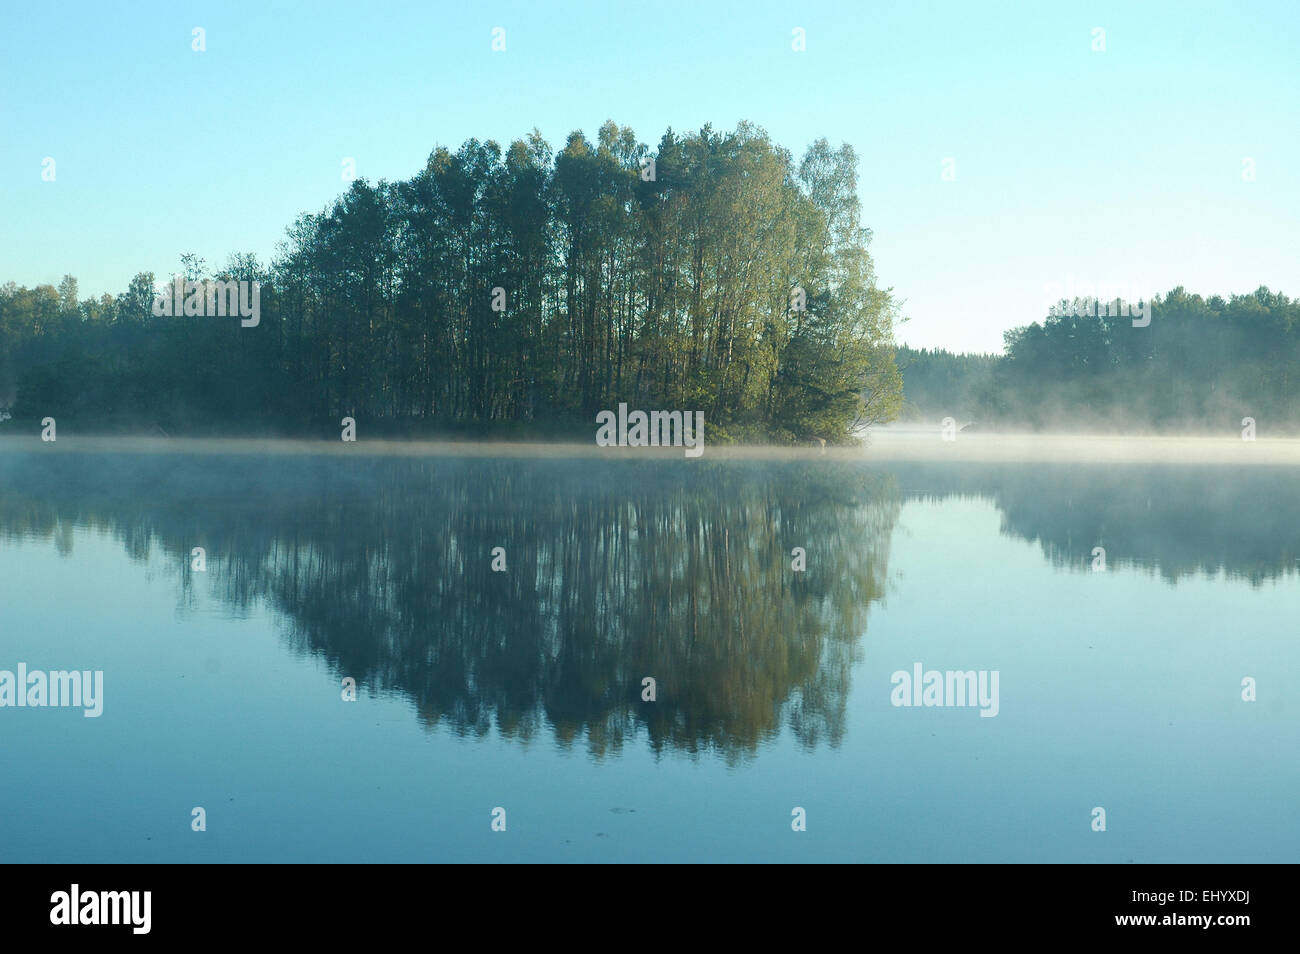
[1,448,1296,862]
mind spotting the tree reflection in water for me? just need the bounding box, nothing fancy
[0,451,900,762]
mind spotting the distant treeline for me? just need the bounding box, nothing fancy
[895,347,998,422]
[899,286,1300,432]
[0,121,901,443]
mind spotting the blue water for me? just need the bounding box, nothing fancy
[1,450,1295,862]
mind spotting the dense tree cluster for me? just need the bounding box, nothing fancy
[0,122,901,442]
[898,287,1300,431]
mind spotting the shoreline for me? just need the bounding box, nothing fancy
[2,432,1300,465]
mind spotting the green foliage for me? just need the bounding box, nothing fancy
[986,288,1300,431]
[895,289,1300,431]
[0,123,901,442]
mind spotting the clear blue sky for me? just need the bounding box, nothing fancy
[2,0,1296,353]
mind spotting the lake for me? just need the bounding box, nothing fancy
[1,438,1296,862]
